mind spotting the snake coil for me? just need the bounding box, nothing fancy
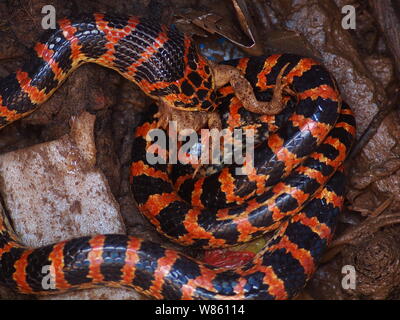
[0,14,355,299]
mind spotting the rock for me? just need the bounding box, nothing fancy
[0,112,143,300]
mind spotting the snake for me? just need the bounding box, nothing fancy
[0,13,356,299]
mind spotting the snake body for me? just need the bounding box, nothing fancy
[0,14,355,299]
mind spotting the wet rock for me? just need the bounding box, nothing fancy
[0,113,143,300]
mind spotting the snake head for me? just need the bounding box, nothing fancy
[157,37,218,113]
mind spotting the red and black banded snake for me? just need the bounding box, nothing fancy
[0,13,355,299]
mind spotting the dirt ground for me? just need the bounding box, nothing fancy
[0,0,400,300]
